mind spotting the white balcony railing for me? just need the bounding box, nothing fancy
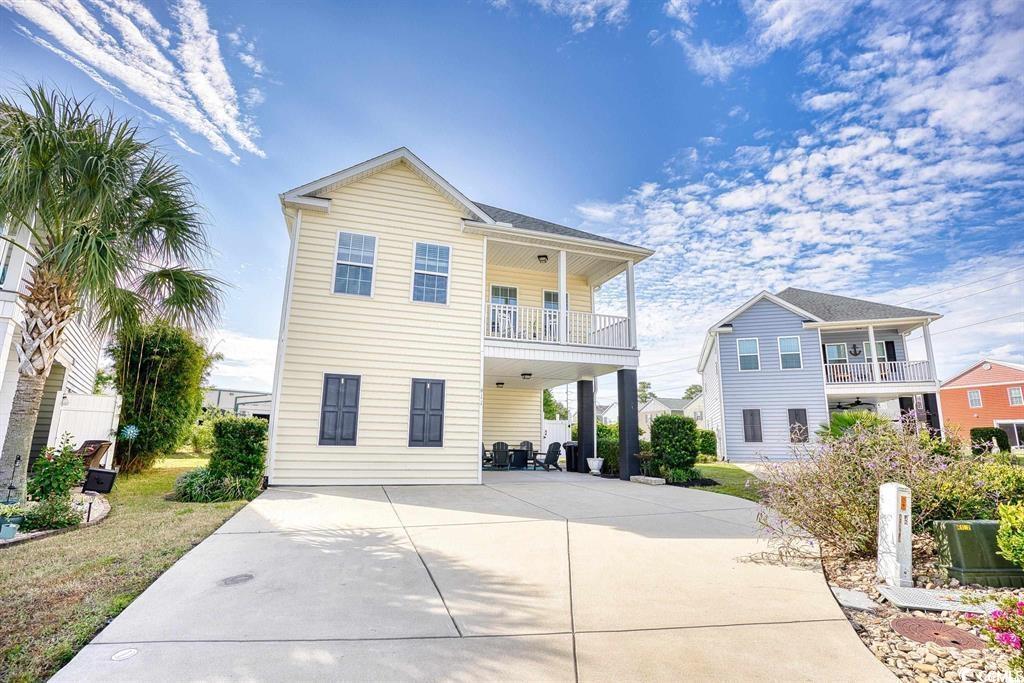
[825,360,933,384]
[487,304,631,349]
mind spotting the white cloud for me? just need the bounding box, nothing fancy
[583,2,1024,397]
[1,0,264,162]
[802,90,856,110]
[207,329,276,391]
[498,0,629,32]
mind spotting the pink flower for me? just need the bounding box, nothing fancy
[995,631,1022,650]
[991,609,1006,619]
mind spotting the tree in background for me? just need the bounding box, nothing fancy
[638,381,657,405]
[683,384,702,400]
[543,388,569,420]
[110,322,214,472]
[0,86,221,500]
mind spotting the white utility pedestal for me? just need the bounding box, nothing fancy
[877,482,912,587]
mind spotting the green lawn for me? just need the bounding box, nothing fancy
[692,463,763,502]
[0,453,245,683]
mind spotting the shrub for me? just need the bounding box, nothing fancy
[757,418,950,558]
[110,322,213,472]
[650,414,698,472]
[21,495,81,531]
[933,460,1024,520]
[971,427,1010,454]
[598,436,618,476]
[190,422,215,455]
[28,434,84,500]
[210,417,268,480]
[968,594,1024,675]
[817,410,891,440]
[637,443,657,476]
[997,503,1024,568]
[662,467,698,483]
[696,429,717,457]
[174,466,262,503]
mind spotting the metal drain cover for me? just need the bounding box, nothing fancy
[220,573,254,586]
[891,618,987,649]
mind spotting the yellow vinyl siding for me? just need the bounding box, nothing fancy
[486,265,592,313]
[273,161,485,485]
[482,385,541,448]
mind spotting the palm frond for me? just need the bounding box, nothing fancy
[139,267,224,331]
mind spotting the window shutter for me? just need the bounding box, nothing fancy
[320,374,360,445]
[788,408,808,443]
[409,379,445,447]
[742,409,762,442]
[884,340,897,362]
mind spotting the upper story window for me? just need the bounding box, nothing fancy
[412,242,450,304]
[737,338,760,371]
[864,341,889,362]
[968,389,982,408]
[778,336,803,370]
[825,343,848,364]
[543,290,568,310]
[334,231,376,296]
[1009,387,1023,406]
[491,285,517,306]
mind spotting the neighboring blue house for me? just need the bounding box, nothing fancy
[698,288,943,461]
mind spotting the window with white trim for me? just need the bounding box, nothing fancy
[825,343,848,364]
[737,338,760,371]
[1009,387,1023,407]
[412,242,450,304]
[864,341,889,362]
[333,232,376,296]
[967,389,982,408]
[778,336,803,370]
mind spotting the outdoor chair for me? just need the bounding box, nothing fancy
[76,440,112,469]
[535,442,563,471]
[487,442,510,470]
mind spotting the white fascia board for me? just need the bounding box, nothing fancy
[803,315,941,330]
[279,147,493,223]
[280,195,330,213]
[463,221,654,260]
[709,291,823,332]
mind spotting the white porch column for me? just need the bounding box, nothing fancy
[626,260,637,349]
[867,324,880,382]
[558,250,567,344]
[923,321,937,382]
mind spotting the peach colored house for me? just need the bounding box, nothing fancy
[940,359,1024,447]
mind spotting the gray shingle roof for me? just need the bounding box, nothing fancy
[657,397,692,411]
[473,202,645,250]
[775,287,939,322]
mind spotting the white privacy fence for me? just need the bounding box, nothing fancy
[542,419,572,453]
[825,360,934,384]
[52,393,121,467]
[487,304,631,349]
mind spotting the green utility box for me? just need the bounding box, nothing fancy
[933,520,1024,588]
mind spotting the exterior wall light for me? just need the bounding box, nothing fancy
[537,254,548,264]
[521,373,532,380]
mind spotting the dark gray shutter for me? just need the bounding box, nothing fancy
[742,409,762,442]
[409,379,445,447]
[788,408,808,443]
[319,374,360,445]
[884,340,897,362]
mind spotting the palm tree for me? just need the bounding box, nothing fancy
[0,86,222,501]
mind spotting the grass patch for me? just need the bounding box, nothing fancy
[692,463,763,502]
[0,455,245,682]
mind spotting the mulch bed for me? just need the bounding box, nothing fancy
[667,477,720,488]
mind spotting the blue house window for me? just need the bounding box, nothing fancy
[334,232,376,296]
[737,338,760,371]
[412,242,450,304]
[778,336,803,369]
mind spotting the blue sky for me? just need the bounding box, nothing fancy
[0,0,1021,402]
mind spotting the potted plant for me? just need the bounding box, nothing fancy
[586,456,604,475]
[0,503,27,526]
[630,446,665,485]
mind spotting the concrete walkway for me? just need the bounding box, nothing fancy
[55,471,892,682]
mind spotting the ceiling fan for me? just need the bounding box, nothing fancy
[833,397,876,409]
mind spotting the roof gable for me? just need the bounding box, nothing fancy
[941,359,1024,387]
[776,287,938,322]
[280,147,493,222]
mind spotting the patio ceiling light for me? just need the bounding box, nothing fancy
[537,254,548,264]
[521,373,532,380]
[495,382,504,388]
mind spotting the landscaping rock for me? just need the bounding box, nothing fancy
[832,586,880,612]
[629,475,665,486]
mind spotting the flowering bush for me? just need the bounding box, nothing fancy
[998,503,1024,568]
[27,434,84,500]
[757,418,950,558]
[969,595,1024,674]
[934,462,1024,521]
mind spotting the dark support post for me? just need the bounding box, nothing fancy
[922,393,941,434]
[617,369,640,480]
[576,380,595,474]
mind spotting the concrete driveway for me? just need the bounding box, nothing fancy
[56,471,892,682]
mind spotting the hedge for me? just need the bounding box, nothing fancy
[650,414,699,471]
[210,417,269,480]
[696,429,717,457]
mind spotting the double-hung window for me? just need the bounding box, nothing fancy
[788,408,809,443]
[742,409,762,442]
[1009,387,1023,407]
[864,341,889,363]
[737,338,760,371]
[968,390,982,408]
[334,232,376,296]
[825,343,848,364]
[778,336,802,370]
[412,242,450,304]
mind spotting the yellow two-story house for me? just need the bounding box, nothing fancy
[269,148,653,485]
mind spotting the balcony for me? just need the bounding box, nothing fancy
[825,360,934,385]
[487,304,631,350]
